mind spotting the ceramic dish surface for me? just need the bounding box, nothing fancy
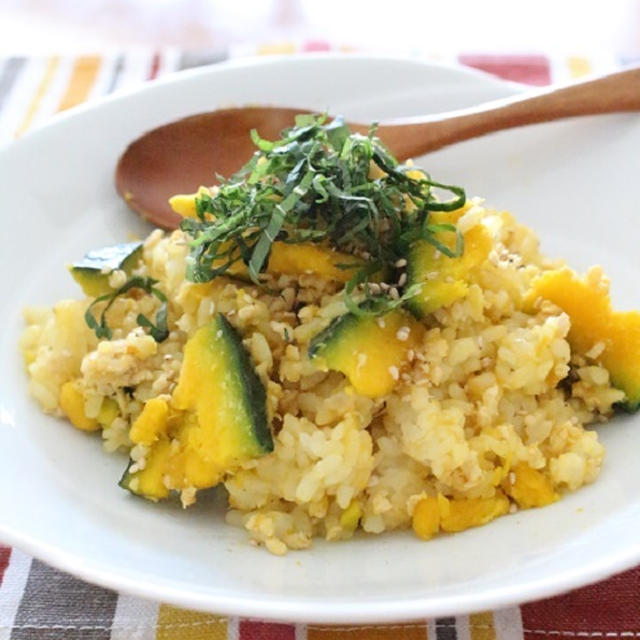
[1,55,639,623]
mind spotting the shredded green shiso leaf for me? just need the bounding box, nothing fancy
[181,114,466,316]
[85,276,169,342]
[85,114,466,342]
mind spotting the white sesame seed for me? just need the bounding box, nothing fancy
[508,472,516,484]
[396,326,411,342]
[394,258,407,268]
[407,349,415,361]
[397,273,407,287]
[389,287,400,300]
[376,317,386,329]
[357,353,368,368]
[426,271,438,280]
[388,366,399,381]
[433,249,441,260]
[368,282,381,295]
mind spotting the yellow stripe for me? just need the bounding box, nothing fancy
[56,55,101,112]
[308,623,427,640]
[257,42,297,55]
[156,604,227,640]
[469,611,496,640]
[15,56,60,137]
[567,56,593,79]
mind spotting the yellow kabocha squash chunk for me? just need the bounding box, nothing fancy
[504,463,558,509]
[209,242,360,282]
[528,267,640,410]
[120,314,273,501]
[412,492,510,540]
[59,380,99,432]
[129,439,173,500]
[69,242,143,297]
[406,220,492,316]
[170,316,271,465]
[267,243,359,283]
[168,186,211,218]
[412,496,440,540]
[438,492,510,532]
[129,397,170,446]
[308,309,423,397]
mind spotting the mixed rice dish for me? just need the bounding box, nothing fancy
[20,116,640,554]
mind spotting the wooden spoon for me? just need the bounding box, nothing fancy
[116,66,640,229]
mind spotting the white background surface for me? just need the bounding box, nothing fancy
[0,0,638,55]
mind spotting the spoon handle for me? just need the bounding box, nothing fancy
[375,66,640,160]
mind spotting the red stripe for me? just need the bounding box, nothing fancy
[148,52,161,81]
[302,40,332,52]
[458,54,551,86]
[522,566,640,635]
[239,620,296,639]
[0,545,11,586]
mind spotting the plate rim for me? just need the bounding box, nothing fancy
[2,522,639,623]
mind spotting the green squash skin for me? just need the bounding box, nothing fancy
[616,398,640,414]
[118,459,137,494]
[308,312,359,362]
[70,242,143,297]
[405,241,436,319]
[216,314,273,455]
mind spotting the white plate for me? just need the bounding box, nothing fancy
[1,54,639,623]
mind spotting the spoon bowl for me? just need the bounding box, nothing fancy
[115,107,304,229]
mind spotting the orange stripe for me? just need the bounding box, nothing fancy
[470,611,496,640]
[15,56,60,136]
[57,55,101,112]
[257,42,297,55]
[155,604,227,640]
[567,56,593,79]
[308,623,427,640]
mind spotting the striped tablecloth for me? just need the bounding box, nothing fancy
[1,45,639,639]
